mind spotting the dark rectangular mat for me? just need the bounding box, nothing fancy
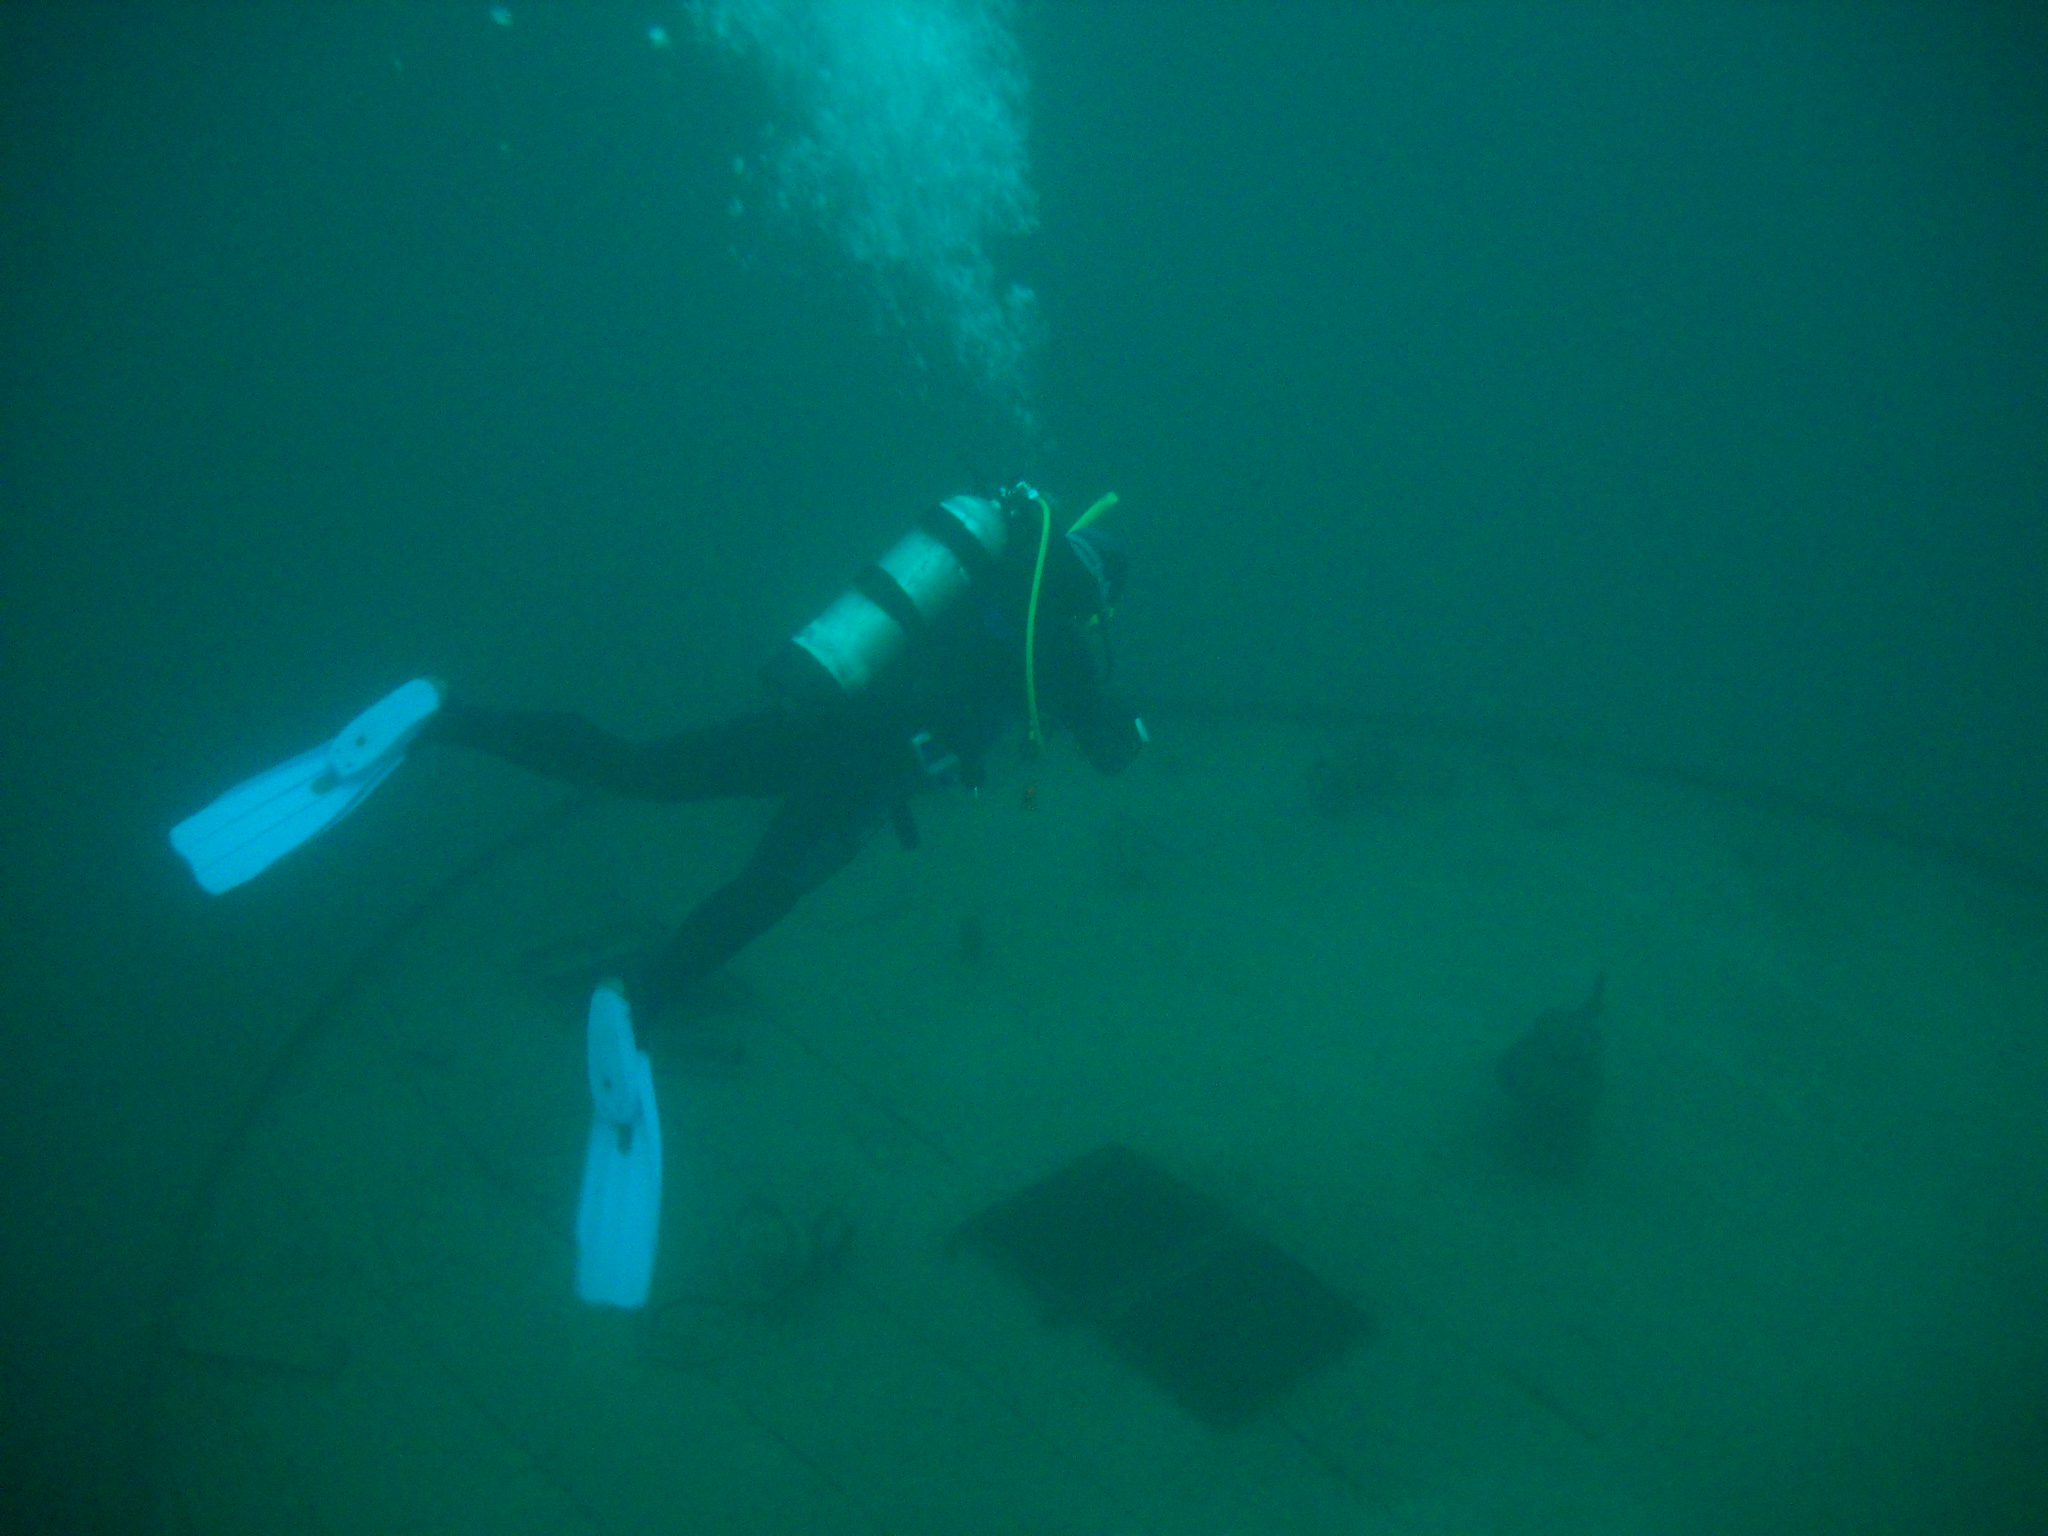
[951,1145,1370,1428]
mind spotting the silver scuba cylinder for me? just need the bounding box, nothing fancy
[763,494,1011,712]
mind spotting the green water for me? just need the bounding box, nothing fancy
[3,5,2043,1530]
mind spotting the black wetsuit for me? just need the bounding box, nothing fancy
[426,516,1141,1015]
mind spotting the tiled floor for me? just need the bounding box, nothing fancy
[154,718,2048,1534]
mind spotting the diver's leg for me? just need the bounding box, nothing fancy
[628,865,808,1016]
[426,703,805,801]
[629,753,899,1014]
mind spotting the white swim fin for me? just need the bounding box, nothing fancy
[170,677,443,895]
[575,981,662,1309]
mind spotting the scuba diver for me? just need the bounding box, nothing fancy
[424,482,1141,1017]
[169,483,1141,1308]
[169,479,1143,1017]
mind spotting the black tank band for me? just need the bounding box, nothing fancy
[853,565,925,636]
[919,502,996,586]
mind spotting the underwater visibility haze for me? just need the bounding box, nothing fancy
[3,3,2046,1531]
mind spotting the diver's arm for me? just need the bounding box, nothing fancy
[1039,623,1144,774]
[1071,702,1145,775]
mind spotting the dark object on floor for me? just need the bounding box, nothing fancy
[641,1199,857,1373]
[719,1198,857,1321]
[951,1145,1371,1428]
[1496,973,1606,1171]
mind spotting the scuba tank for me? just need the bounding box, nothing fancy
[762,492,1016,716]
